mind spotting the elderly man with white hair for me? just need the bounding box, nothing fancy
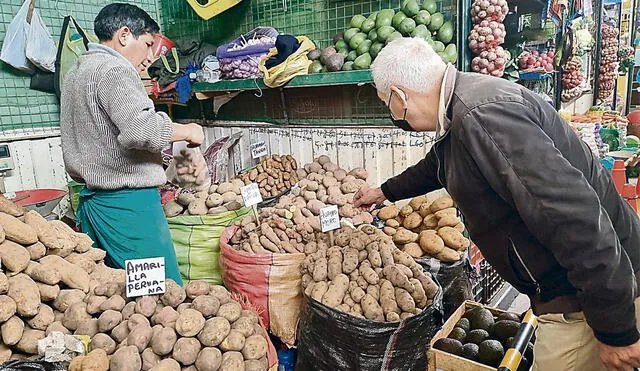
[354,37,640,371]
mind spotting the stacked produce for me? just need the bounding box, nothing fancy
[228,156,374,254]
[433,306,533,369]
[618,43,635,74]
[218,34,276,80]
[469,0,509,77]
[311,0,456,73]
[561,55,586,102]
[598,24,619,101]
[236,154,299,198]
[518,50,554,73]
[308,47,345,73]
[301,225,440,322]
[163,180,246,217]
[375,194,469,261]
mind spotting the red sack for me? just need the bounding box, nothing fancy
[220,226,305,345]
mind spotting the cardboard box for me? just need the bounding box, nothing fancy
[428,301,514,371]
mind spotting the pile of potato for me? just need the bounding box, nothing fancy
[163,180,246,217]
[294,156,373,226]
[375,195,470,262]
[301,225,440,322]
[0,197,124,362]
[236,155,299,198]
[72,279,271,371]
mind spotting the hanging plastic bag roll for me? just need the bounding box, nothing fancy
[25,9,56,72]
[0,0,34,73]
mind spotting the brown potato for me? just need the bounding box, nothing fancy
[195,347,222,371]
[172,337,201,366]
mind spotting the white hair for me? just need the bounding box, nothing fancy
[371,37,447,96]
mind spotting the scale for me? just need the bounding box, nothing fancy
[0,144,15,193]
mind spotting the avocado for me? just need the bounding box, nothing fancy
[342,61,354,71]
[344,28,360,42]
[320,66,328,73]
[461,343,480,361]
[392,11,407,29]
[325,53,345,72]
[402,0,420,17]
[415,10,431,26]
[497,312,521,322]
[336,47,348,57]
[308,61,323,74]
[466,329,490,345]
[448,327,467,343]
[346,50,358,62]
[376,26,396,43]
[433,338,463,356]
[375,9,395,28]
[437,21,454,44]
[334,40,348,51]
[307,49,321,61]
[478,340,505,367]
[444,43,458,63]
[386,31,403,45]
[492,320,521,342]
[398,18,416,36]
[368,11,378,22]
[428,13,445,32]
[350,14,367,29]
[369,42,384,59]
[360,19,375,33]
[349,32,367,49]
[455,317,471,332]
[421,0,438,14]
[433,41,445,53]
[368,29,378,41]
[467,307,495,331]
[411,24,431,40]
[356,40,372,56]
[353,53,372,70]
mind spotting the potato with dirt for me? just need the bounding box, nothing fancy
[110,345,142,371]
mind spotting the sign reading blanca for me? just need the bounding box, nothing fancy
[125,257,166,298]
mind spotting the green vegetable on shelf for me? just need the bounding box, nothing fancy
[357,39,373,56]
[428,12,445,32]
[402,0,420,17]
[350,14,367,29]
[411,24,431,39]
[392,11,408,29]
[308,60,323,74]
[335,39,348,51]
[368,11,378,21]
[354,52,372,70]
[349,32,367,49]
[414,10,431,26]
[437,21,454,44]
[386,31,404,45]
[342,61,355,71]
[368,29,378,42]
[344,28,360,42]
[433,41,445,53]
[370,42,384,59]
[376,9,395,28]
[377,26,396,43]
[444,43,458,63]
[422,0,438,14]
[399,18,416,36]
[360,19,376,33]
[346,50,358,62]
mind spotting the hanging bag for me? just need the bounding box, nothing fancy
[0,0,34,73]
[26,8,57,72]
[53,16,96,97]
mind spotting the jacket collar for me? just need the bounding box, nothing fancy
[88,43,132,66]
[436,63,457,139]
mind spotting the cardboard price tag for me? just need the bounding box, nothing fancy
[240,183,263,207]
[250,141,268,159]
[125,257,166,298]
[320,205,340,232]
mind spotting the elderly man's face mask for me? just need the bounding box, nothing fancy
[387,89,415,132]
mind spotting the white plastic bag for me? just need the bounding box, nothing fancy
[0,0,34,73]
[26,9,57,72]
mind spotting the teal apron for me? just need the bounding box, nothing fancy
[77,187,183,286]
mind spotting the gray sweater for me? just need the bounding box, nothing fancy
[60,43,172,190]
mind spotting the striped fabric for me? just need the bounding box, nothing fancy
[60,44,172,190]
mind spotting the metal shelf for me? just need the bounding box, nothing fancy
[192,70,373,93]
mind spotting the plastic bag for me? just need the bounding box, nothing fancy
[26,9,57,72]
[0,0,34,73]
[418,256,474,319]
[296,285,444,370]
[259,36,315,88]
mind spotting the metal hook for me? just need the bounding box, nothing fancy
[253,79,263,98]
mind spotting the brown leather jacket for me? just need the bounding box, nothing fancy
[381,71,640,347]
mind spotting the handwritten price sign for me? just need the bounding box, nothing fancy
[320,205,340,232]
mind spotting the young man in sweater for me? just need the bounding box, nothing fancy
[354,38,640,371]
[60,3,204,285]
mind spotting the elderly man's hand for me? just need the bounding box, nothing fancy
[353,186,387,210]
[185,123,204,147]
[599,340,640,371]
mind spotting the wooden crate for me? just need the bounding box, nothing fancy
[427,301,514,371]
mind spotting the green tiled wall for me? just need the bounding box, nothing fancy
[0,0,159,135]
